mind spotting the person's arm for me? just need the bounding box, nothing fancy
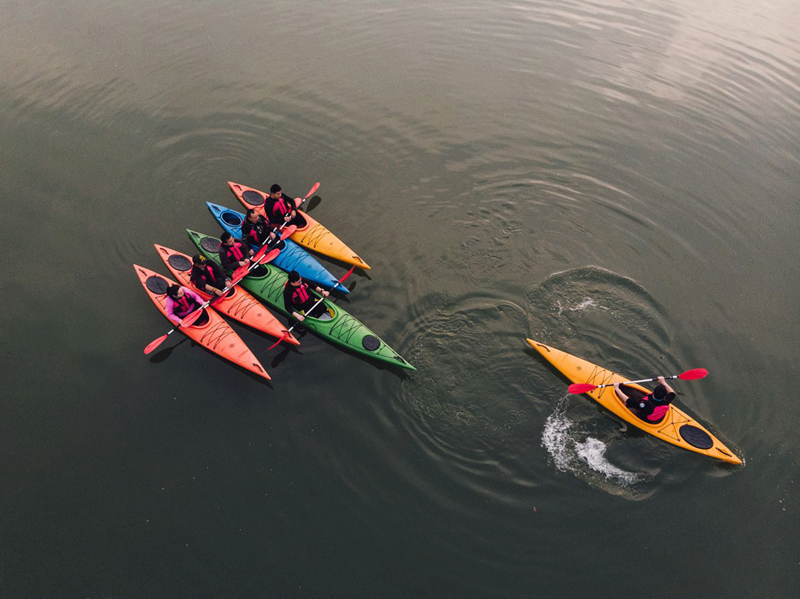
[613,382,629,402]
[283,287,305,321]
[183,287,204,305]
[657,376,675,395]
[165,297,182,325]
[313,285,330,298]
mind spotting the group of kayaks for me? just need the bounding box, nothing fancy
[135,182,416,381]
[134,181,740,465]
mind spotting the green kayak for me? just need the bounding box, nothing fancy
[187,230,415,371]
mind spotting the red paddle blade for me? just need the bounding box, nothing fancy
[304,182,320,199]
[262,248,280,264]
[144,334,168,355]
[232,264,248,281]
[281,225,297,239]
[181,309,203,328]
[267,332,289,351]
[339,265,356,284]
[678,368,708,380]
[568,383,598,394]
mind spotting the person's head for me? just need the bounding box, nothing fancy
[246,208,259,223]
[192,254,206,266]
[288,271,301,286]
[269,183,282,199]
[166,284,184,299]
[653,385,668,401]
[220,232,234,245]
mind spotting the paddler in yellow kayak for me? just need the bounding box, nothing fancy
[613,376,676,423]
[265,184,308,230]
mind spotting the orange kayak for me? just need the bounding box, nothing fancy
[134,265,271,380]
[154,245,299,346]
[526,339,741,464]
[228,181,371,269]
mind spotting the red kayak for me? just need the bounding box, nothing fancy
[134,265,271,380]
[154,245,299,346]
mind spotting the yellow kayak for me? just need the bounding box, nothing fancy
[228,182,370,269]
[526,339,742,465]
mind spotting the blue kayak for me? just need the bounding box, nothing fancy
[206,202,349,294]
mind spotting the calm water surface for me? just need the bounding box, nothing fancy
[1,0,799,597]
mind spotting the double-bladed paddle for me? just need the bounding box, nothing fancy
[266,265,356,351]
[567,368,709,394]
[143,227,294,355]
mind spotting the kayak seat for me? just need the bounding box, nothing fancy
[620,385,668,424]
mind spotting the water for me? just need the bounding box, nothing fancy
[1,0,799,597]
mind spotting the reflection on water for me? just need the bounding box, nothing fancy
[1,0,799,597]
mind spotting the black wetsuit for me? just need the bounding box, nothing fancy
[190,261,228,292]
[283,281,326,319]
[621,384,675,423]
[218,241,251,272]
[241,215,273,247]
[265,194,307,229]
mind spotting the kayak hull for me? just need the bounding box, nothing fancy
[134,265,271,380]
[205,202,349,294]
[526,339,741,465]
[228,181,371,269]
[188,230,414,370]
[154,245,299,346]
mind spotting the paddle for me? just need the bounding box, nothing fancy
[231,225,296,284]
[143,236,287,355]
[567,368,708,394]
[266,265,356,350]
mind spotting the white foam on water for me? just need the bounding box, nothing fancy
[542,401,641,490]
[575,437,640,486]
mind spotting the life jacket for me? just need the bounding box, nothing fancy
[637,393,671,422]
[291,282,312,307]
[173,293,200,318]
[222,241,245,262]
[271,196,293,217]
[193,264,218,287]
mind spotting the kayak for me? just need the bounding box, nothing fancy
[188,230,415,370]
[228,181,371,270]
[134,264,271,380]
[526,339,741,465]
[205,202,349,294]
[154,244,299,346]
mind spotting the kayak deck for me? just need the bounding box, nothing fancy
[154,245,299,346]
[188,230,414,370]
[228,181,371,270]
[134,265,271,380]
[526,338,741,465]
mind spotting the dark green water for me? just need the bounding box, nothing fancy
[2,0,799,597]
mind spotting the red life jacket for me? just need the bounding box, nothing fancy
[271,196,293,217]
[647,403,670,422]
[292,283,311,306]
[174,294,199,317]
[223,242,245,262]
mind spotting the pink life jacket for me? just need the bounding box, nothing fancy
[647,402,670,422]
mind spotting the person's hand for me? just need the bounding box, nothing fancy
[225,278,232,287]
[178,318,184,326]
[613,382,620,390]
[657,376,666,384]
[215,288,225,297]
[239,260,248,267]
[322,290,330,298]
[296,314,305,322]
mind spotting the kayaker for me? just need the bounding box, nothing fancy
[190,254,231,298]
[613,377,676,423]
[165,284,209,327]
[218,232,255,271]
[283,271,329,322]
[265,184,307,229]
[241,209,280,248]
